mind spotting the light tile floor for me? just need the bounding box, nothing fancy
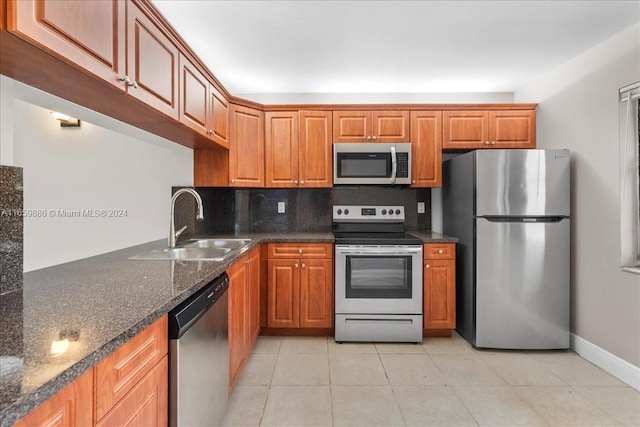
[223,333,640,426]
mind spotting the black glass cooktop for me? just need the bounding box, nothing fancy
[333,232,423,246]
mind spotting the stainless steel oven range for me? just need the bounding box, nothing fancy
[333,205,423,343]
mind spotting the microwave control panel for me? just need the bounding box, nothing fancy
[396,153,409,178]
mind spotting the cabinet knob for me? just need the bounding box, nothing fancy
[367,136,372,140]
[295,263,299,268]
[491,141,497,145]
[371,136,377,140]
[298,249,303,254]
[425,264,430,269]
[438,249,443,254]
[412,180,416,184]
[128,80,138,89]
[301,263,306,268]
[485,141,491,145]
[300,180,304,185]
[294,180,298,184]
[231,179,235,183]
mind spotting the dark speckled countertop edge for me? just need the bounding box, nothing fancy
[1,230,456,425]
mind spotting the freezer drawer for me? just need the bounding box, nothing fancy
[475,218,570,349]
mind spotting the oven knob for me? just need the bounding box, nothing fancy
[388,208,393,215]
[344,209,349,215]
[395,209,401,215]
[381,209,387,215]
[337,209,342,215]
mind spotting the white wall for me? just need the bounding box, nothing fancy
[515,23,640,368]
[0,77,193,272]
[238,92,513,105]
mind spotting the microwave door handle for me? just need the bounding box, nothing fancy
[390,146,397,184]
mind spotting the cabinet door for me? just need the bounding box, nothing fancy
[228,257,247,384]
[443,111,489,149]
[489,110,536,148]
[179,54,209,137]
[423,259,456,329]
[410,111,442,187]
[372,111,410,142]
[333,111,371,142]
[267,259,299,328]
[13,370,93,427]
[299,258,333,328]
[210,84,230,149]
[7,0,125,91]
[247,247,261,343]
[265,111,299,187]
[229,104,264,187]
[299,110,333,188]
[94,315,168,421]
[127,2,179,119]
[95,356,168,427]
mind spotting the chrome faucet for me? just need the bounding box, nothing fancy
[169,188,204,248]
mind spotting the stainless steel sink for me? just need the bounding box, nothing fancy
[130,238,251,261]
[181,238,251,250]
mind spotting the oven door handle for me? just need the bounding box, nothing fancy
[336,248,423,256]
[390,145,397,184]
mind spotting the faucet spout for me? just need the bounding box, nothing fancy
[169,188,204,248]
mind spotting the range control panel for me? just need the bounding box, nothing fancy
[333,205,405,222]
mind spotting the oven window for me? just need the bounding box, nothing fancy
[345,256,412,299]
[337,153,391,178]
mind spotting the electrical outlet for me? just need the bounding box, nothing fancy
[277,201,286,213]
[417,202,425,214]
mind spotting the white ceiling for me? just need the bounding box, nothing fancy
[151,0,640,98]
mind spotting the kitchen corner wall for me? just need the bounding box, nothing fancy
[515,23,640,369]
[1,76,194,272]
[172,187,431,239]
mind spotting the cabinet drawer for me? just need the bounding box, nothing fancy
[267,243,332,259]
[94,315,168,421]
[424,243,455,260]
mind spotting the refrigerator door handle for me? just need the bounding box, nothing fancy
[479,216,568,223]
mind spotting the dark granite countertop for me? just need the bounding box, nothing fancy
[407,230,459,243]
[0,230,455,425]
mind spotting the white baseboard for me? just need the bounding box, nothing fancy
[571,333,640,391]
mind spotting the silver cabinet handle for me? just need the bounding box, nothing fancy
[231,178,235,183]
[485,141,491,145]
[128,80,138,89]
[425,264,430,269]
[294,180,298,184]
[295,263,299,268]
[372,135,377,140]
[367,136,372,140]
[438,249,443,254]
[412,180,416,184]
[298,249,303,254]
[300,180,304,185]
[301,263,306,268]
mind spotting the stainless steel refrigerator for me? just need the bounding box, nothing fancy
[443,149,570,349]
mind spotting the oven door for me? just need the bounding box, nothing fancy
[335,245,423,314]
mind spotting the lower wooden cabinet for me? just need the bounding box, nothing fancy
[423,244,456,331]
[13,370,94,427]
[95,356,168,427]
[15,316,169,427]
[267,243,333,329]
[228,246,260,391]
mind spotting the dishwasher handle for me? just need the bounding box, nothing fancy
[168,272,229,339]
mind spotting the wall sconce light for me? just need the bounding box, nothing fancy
[50,111,81,127]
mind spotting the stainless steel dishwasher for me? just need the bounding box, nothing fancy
[169,272,229,427]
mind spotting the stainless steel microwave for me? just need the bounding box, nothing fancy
[333,142,412,185]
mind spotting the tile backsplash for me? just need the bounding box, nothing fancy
[0,166,24,293]
[173,186,431,239]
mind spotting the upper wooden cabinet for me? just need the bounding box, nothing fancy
[229,104,265,187]
[333,110,410,142]
[179,54,229,148]
[443,109,536,149]
[265,110,332,188]
[410,111,442,187]
[6,0,126,92]
[127,1,179,119]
